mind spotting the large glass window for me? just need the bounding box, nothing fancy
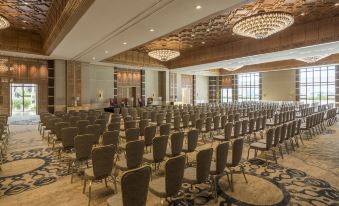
[237,72,260,101]
[222,88,232,103]
[299,66,335,105]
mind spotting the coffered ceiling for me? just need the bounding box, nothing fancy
[0,0,53,32]
[106,0,339,68]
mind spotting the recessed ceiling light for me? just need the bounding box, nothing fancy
[196,5,202,10]
[105,50,108,54]
[92,57,96,60]
[201,41,205,44]
[206,28,210,32]
[23,1,29,5]
[189,45,193,48]
[123,42,127,45]
[149,28,155,32]
[191,34,195,37]
[21,27,26,29]
[22,20,27,23]
[335,3,339,6]
[300,12,305,16]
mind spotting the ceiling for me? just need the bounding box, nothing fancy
[50,0,250,61]
[106,0,339,68]
[0,0,53,32]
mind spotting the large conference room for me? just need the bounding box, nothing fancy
[0,0,338,205]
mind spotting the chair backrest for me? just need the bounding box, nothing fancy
[216,142,229,174]
[102,131,119,147]
[255,117,261,131]
[126,128,140,142]
[121,165,151,206]
[220,115,227,128]
[233,121,241,138]
[280,124,287,143]
[160,123,171,136]
[241,119,248,136]
[144,125,156,146]
[205,117,212,131]
[273,126,281,146]
[156,113,165,126]
[152,135,168,163]
[196,148,213,183]
[126,140,145,169]
[92,145,115,179]
[77,120,90,135]
[248,118,255,133]
[186,129,199,152]
[195,119,203,132]
[124,121,136,130]
[265,128,274,150]
[87,115,97,124]
[86,124,101,144]
[182,114,190,128]
[231,137,244,167]
[291,120,297,137]
[170,132,184,156]
[108,122,120,131]
[139,119,149,136]
[74,134,94,161]
[69,116,81,126]
[55,122,70,139]
[61,127,78,149]
[224,122,233,141]
[165,155,186,197]
[296,119,302,135]
[173,116,181,130]
[262,116,267,130]
[213,116,220,129]
[286,123,292,140]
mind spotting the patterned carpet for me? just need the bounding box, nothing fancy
[0,148,68,197]
[0,119,339,205]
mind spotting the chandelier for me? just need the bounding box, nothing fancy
[233,11,294,39]
[0,15,10,30]
[296,54,331,63]
[148,49,180,61]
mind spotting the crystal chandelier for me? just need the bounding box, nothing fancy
[233,11,294,39]
[0,15,10,30]
[296,54,331,63]
[148,49,180,61]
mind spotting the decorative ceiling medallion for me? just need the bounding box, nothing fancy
[0,15,10,30]
[233,11,294,39]
[295,54,331,63]
[148,49,180,62]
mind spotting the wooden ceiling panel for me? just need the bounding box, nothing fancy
[128,0,339,59]
[0,0,53,32]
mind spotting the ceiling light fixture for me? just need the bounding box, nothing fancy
[149,28,155,32]
[335,3,339,6]
[92,57,96,60]
[196,5,202,10]
[233,11,294,39]
[0,15,10,30]
[148,49,180,62]
[201,41,205,44]
[296,54,331,63]
[105,50,108,54]
[300,12,305,16]
[123,42,127,45]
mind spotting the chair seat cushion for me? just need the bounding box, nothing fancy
[116,159,128,171]
[84,168,95,180]
[213,135,225,141]
[183,167,197,184]
[250,142,266,150]
[107,194,123,206]
[149,177,166,198]
[143,153,154,163]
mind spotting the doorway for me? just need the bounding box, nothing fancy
[10,83,37,116]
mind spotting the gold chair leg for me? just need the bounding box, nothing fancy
[88,180,92,206]
[83,178,87,193]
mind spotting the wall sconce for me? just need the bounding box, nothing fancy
[98,90,103,100]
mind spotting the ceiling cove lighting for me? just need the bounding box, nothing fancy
[296,54,331,63]
[232,11,294,39]
[0,15,10,30]
[148,49,180,62]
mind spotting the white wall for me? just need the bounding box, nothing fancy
[195,75,209,103]
[54,60,66,111]
[262,69,296,101]
[81,63,114,109]
[145,70,159,99]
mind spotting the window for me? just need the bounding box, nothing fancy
[237,72,260,101]
[222,88,232,103]
[299,66,335,105]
